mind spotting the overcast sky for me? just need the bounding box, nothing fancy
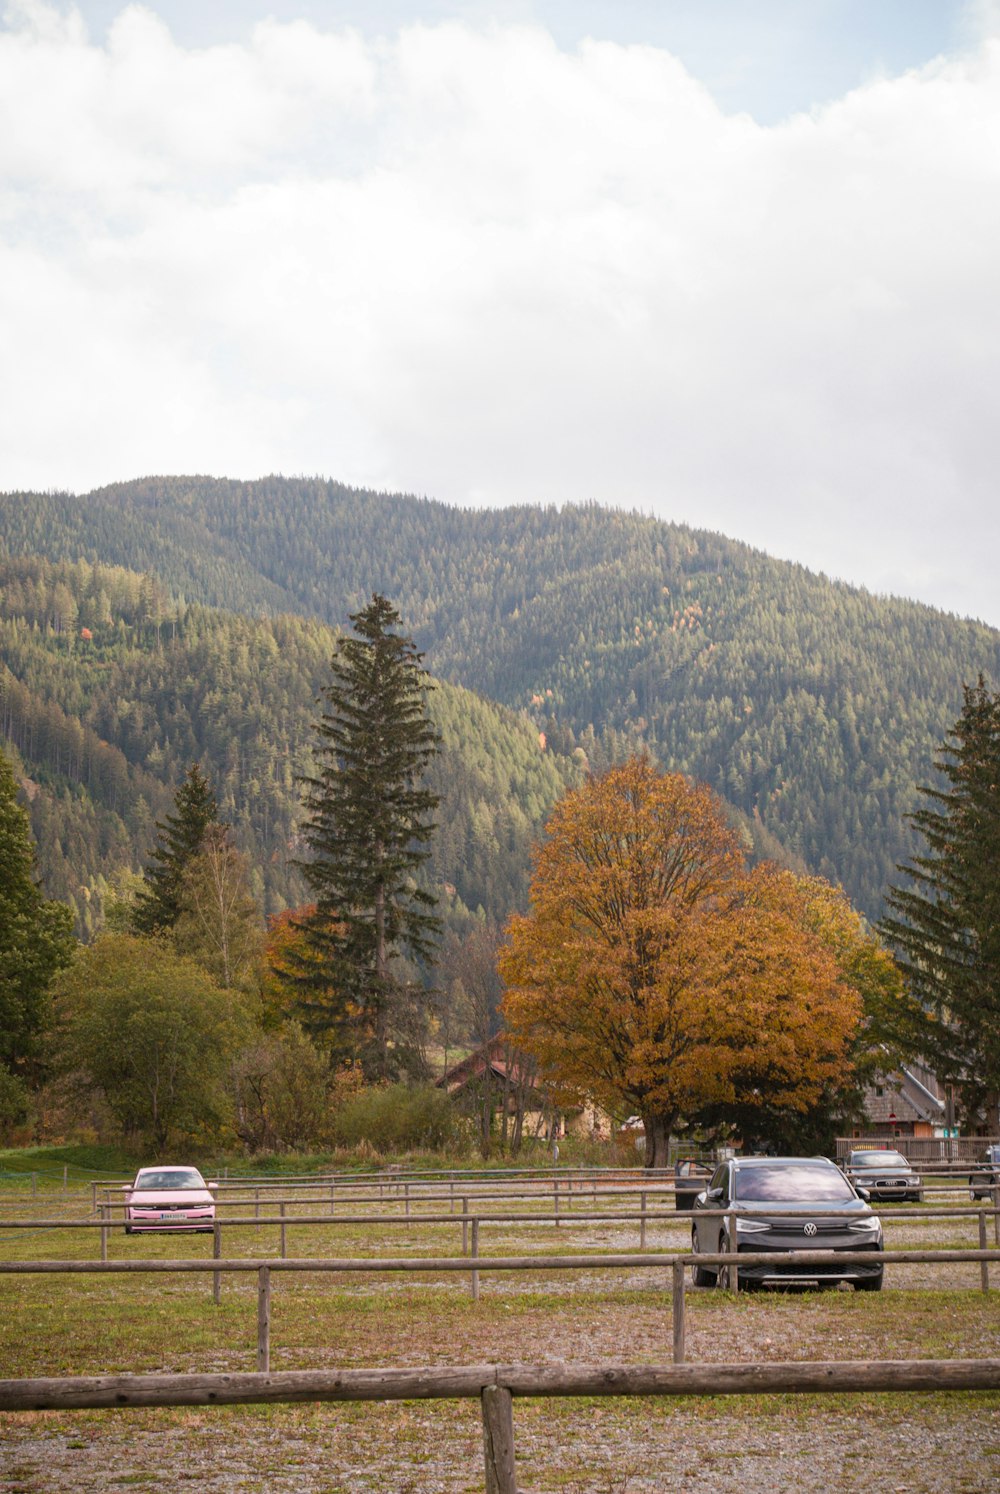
[2,2,999,627]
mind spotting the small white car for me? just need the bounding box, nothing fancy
[123,1166,217,1233]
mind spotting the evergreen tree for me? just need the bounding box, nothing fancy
[293,594,441,1078]
[0,747,74,1077]
[133,762,220,934]
[878,677,1000,1124]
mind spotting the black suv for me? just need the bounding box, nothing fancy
[969,1146,1000,1201]
[690,1155,884,1290]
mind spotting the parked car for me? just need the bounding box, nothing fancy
[674,1158,713,1212]
[843,1148,922,1203]
[690,1155,884,1290]
[122,1166,217,1233]
[968,1146,1000,1201]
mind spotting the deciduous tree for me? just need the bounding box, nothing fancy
[173,824,262,991]
[50,934,251,1151]
[499,758,864,1167]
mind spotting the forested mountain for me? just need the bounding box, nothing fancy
[0,555,578,937]
[2,476,999,921]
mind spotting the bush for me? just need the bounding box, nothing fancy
[330,1083,467,1154]
[0,1068,32,1144]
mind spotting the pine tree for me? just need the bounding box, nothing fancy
[133,763,220,935]
[0,747,75,1077]
[293,594,441,1078]
[878,676,1000,1124]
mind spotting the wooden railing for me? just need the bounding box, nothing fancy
[2,1357,999,1494]
[5,1245,1000,1368]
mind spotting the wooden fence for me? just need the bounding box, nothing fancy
[5,1244,1000,1369]
[2,1357,999,1493]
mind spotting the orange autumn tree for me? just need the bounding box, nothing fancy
[498,758,865,1168]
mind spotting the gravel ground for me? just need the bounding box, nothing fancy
[3,1392,999,1492]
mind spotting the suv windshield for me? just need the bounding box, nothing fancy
[734,1164,857,1203]
[850,1152,908,1168]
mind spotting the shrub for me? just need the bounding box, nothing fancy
[330,1083,467,1153]
[0,1068,32,1144]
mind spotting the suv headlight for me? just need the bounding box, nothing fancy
[849,1216,882,1233]
[735,1217,770,1233]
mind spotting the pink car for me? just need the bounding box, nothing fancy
[123,1166,217,1233]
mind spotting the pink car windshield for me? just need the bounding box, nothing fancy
[134,1170,204,1190]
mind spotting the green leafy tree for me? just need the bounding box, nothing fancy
[878,676,1000,1126]
[0,747,74,1079]
[133,763,220,934]
[50,933,251,1151]
[293,594,441,1079]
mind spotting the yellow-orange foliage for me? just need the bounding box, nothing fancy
[498,758,864,1163]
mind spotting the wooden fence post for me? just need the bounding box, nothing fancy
[672,1258,686,1364]
[726,1208,738,1292]
[640,1191,647,1251]
[404,1182,411,1217]
[554,1179,560,1227]
[980,1211,990,1294]
[279,1202,286,1260]
[462,1198,469,1256]
[99,1205,108,1263]
[257,1266,271,1373]
[993,1185,1000,1249]
[481,1385,517,1494]
[254,1188,260,1223]
[213,1222,222,1304]
[471,1219,480,1301]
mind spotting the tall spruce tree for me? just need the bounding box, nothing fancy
[878,677,1000,1124]
[133,763,220,935]
[293,594,441,1078]
[0,747,74,1078]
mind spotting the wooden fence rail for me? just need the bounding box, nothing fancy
[6,1197,998,1267]
[5,1247,1000,1369]
[2,1358,999,1494]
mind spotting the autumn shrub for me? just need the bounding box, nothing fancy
[329,1082,468,1154]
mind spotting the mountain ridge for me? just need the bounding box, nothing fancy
[2,476,998,924]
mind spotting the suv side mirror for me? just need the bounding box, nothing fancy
[855,1184,871,1201]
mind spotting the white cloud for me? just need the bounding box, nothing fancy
[1,2,999,627]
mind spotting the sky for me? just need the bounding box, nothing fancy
[2,1,999,628]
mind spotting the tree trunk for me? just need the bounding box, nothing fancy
[642,1112,672,1170]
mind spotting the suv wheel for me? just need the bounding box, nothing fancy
[690,1230,716,1287]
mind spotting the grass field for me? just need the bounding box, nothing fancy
[2,1167,1000,1492]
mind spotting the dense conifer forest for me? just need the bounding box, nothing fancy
[1,476,998,929]
[0,553,577,936]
